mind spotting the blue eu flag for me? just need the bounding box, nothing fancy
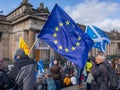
[86,25,111,53]
[38,4,94,68]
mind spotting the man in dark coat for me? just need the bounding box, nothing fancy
[8,48,35,90]
[91,52,109,90]
[0,58,14,90]
[49,60,63,90]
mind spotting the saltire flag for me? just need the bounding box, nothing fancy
[19,36,30,55]
[85,25,111,53]
[37,59,44,73]
[35,59,44,79]
[37,4,94,68]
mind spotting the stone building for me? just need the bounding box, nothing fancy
[0,0,51,61]
[79,25,120,57]
[0,0,120,62]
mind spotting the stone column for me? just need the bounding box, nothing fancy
[50,48,54,60]
[118,43,120,56]
[115,42,118,56]
[24,30,29,44]
[107,44,109,56]
[111,44,113,56]
[96,49,98,55]
[2,33,9,58]
[95,48,98,56]
[113,43,115,56]
[91,48,94,57]
[110,44,112,56]
[109,44,110,56]
[94,48,96,56]
[106,44,108,56]
[0,33,3,58]
[29,30,35,58]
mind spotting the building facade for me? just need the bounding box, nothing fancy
[0,0,51,61]
[79,25,120,57]
[0,0,120,61]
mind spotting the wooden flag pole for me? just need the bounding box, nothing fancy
[28,39,38,56]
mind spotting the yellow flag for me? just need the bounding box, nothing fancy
[19,36,30,55]
[86,62,93,72]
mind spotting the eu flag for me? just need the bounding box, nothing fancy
[38,4,94,68]
[86,25,111,53]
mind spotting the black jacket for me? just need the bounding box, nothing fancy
[0,69,14,90]
[8,55,35,90]
[91,62,109,90]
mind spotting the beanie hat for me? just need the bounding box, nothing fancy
[15,48,26,57]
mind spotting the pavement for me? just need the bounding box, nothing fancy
[61,84,86,90]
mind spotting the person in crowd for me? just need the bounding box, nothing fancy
[76,66,84,88]
[69,64,75,77]
[64,65,70,77]
[35,76,43,90]
[112,58,120,78]
[63,74,71,87]
[91,52,109,90]
[112,58,120,90]
[83,67,87,82]
[45,74,56,90]
[48,60,63,90]
[8,64,14,73]
[0,58,14,90]
[72,63,77,77]
[8,48,35,90]
[71,74,77,85]
[86,61,94,90]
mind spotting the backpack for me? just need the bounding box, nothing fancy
[103,63,119,89]
[0,69,15,89]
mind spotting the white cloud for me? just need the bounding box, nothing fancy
[64,0,120,32]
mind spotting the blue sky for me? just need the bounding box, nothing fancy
[0,0,120,32]
[0,0,82,15]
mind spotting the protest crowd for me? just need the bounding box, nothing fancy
[0,3,120,90]
[0,48,120,90]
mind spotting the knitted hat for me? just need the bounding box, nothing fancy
[15,48,26,57]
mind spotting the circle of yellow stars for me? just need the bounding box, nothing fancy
[53,20,82,52]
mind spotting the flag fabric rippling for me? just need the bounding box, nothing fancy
[38,4,94,68]
[86,25,111,53]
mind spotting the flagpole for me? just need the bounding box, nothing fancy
[28,38,38,56]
